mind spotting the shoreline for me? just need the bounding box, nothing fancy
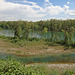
[0,38,75,56]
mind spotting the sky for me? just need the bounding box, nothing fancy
[0,0,75,21]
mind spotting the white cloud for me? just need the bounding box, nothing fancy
[44,2,69,15]
[64,5,69,11]
[45,5,64,15]
[0,0,46,21]
[0,0,75,21]
[65,10,75,15]
[67,1,72,4]
[44,0,52,6]
[44,0,49,3]
[23,0,37,5]
[67,2,70,4]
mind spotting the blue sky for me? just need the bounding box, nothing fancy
[0,0,75,21]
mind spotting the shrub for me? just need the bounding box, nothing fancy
[45,38,52,42]
[27,37,40,41]
[63,70,75,75]
[46,42,59,46]
[49,69,60,75]
[0,58,75,75]
[16,51,21,54]
[0,35,6,38]
[0,58,50,75]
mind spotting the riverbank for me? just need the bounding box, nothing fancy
[26,63,75,72]
[0,37,75,56]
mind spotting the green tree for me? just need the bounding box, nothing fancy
[43,27,48,38]
[22,21,29,39]
[14,23,21,38]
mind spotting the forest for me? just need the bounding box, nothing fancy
[0,19,75,49]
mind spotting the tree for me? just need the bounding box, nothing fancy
[69,27,75,45]
[14,23,21,38]
[22,21,29,39]
[43,27,48,38]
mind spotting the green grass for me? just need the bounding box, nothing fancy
[0,58,75,75]
[16,51,21,54]
[23,53,29,55]
[7,49,11,52]
[45,42,60,46]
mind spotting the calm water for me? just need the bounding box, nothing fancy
[0,30,75,41]
[0,52,75,63]
[0,30,14,37]
[0,30,64,38]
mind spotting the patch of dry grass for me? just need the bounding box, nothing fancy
[0,38,75,56]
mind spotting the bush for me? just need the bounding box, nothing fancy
[46,42,59,46]
[0,58,25,75]
[10,37,20,43]
[0,58,50,75]
[63,70,75,75]
[45,38,52,42]
[49,69,60,75]
[0,58,75,75]
[27,37,40,41]
[0,35,6,39]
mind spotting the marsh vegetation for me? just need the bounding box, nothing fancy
[0,19,75,75]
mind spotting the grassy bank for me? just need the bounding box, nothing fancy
[0,35,75,56]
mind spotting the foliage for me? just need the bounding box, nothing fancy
[0,58,25,75]
[14,23,21,38]
[46,42,60,46]
[0,59,50,75]
[27,37,40,41]
[63,70,75,75]
[49,69,60,75]
[0,19,75,48]
[0,19,75,32]
[0,59,75,75]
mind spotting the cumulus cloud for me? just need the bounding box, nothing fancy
[65,10,75,15]
[45,6,63,15]
[0,0,75,21]
[0,0,45,21]
[44,1,69,15]
[44,0,75,17]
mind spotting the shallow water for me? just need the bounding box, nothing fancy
[0,30,75,41]
[0,52,75,63]
[0,30,14,37]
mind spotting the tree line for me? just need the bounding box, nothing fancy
[0,19,75,48]
[0,19,75,31]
